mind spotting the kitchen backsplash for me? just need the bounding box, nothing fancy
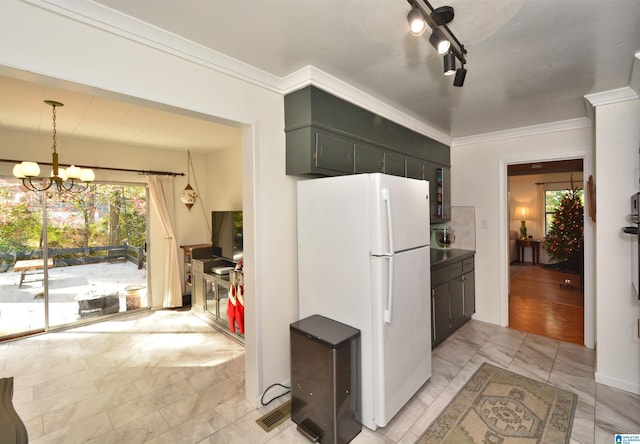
[432,206,476,250]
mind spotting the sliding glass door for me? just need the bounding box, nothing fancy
[0,179,148,338]
[0,179,46,336]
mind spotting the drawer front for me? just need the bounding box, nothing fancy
[193,260,204,274]
[448,261,463,279]
[462,257,474,273]
[432,267,449,287]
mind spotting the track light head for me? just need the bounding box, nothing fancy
[453,67,467,86]
[444,52,456,76]
[429,29,451,55]
[407,6,427,36]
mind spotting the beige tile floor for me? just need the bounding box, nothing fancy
[1,309,639,443]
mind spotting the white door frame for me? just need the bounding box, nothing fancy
[499,151,594,349]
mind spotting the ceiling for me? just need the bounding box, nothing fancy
[1,0,639,149]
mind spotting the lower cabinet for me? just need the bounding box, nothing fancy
[431,255,475,348]
[204,272,231,331]
[192,258,244,344]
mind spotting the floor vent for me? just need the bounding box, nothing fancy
[256,400,291,433]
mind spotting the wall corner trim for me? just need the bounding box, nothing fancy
[585,87,639,108]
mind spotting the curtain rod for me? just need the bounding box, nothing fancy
[535,181,583,186]
[0,158,184,177]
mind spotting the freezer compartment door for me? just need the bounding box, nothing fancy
[370,174,430,255]
[371,246,431,427]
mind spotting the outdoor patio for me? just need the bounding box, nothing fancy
[0,261,147,336]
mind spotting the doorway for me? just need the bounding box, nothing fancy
[506,159,585,344]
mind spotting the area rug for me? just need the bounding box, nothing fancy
[417,363,577,444]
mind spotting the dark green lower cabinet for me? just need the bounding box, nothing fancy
[432,282,451,347]
[431,255,475,348]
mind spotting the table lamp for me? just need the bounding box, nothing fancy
[515,206,530,239]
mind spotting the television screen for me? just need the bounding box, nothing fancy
[212,211,243,261]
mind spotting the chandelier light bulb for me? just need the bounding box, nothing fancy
[21,161,40,177]
[12,163,26,179]
[80,169,95,182]
[66,165,81,179]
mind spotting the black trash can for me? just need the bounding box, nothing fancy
[290,315,361,444]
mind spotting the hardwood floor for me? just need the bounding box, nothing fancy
[509,264,584,344]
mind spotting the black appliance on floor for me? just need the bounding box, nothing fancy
[290,315,361,443]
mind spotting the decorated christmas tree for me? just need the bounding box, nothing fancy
[544,189,584,271]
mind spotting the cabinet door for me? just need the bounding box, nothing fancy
[205,276,217,318]
[217,280,231,329]
[462,271,475,320]
[406,157,425,180]
[449,276,465,330]
[384,152,406,177]
[192,273,204,312]
[432,283,450,348]
[314,131,354,174]
[354,143,384,173]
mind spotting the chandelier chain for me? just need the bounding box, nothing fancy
[51,104,58,154]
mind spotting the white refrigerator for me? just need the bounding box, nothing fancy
[296,173,431,430]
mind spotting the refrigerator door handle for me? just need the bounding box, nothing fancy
[381,187,395,323]
[384,255,394,324]
[381,188,394,255]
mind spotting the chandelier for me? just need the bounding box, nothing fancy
[13,100,95,192]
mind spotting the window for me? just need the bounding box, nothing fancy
[544,188,584,235]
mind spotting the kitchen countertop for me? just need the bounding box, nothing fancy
[430,248,475,268]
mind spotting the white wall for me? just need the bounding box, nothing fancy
[451,127,594,331]
[594,97,640,394]
[207,147,243,212]
[1,0,297,405]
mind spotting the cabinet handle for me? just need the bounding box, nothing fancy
[431,289,436,341]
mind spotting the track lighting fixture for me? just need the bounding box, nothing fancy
[443,51,456,76]
[405,0,468,86]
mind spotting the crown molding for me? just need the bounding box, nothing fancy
[452,117,593,147]
[25,0,284,93]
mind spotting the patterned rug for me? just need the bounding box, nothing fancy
[417,363,577,444]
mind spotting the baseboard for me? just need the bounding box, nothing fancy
[595,372,640,396]
[471,313,502,326]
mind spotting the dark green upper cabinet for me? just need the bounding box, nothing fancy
[384,151,406,177]
[286,127,354,176]
[355,143,384,174]
[285,85,451,222]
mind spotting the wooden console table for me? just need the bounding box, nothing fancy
[517,239,542,265]
[12,259,54,288]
